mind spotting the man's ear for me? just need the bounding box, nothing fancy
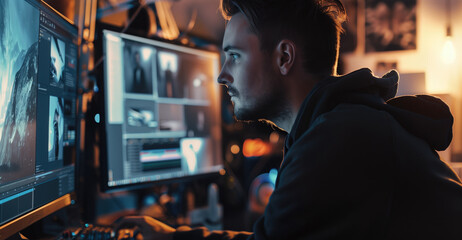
[275,40,296,76]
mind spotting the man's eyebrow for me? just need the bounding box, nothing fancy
[223,46,240,52]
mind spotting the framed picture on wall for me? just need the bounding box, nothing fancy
[365,0,417,52]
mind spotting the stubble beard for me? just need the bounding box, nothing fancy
[233,82,290,127]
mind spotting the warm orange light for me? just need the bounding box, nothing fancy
[442,36,456,64]
[269,132,280,143]
[243,138,271,158]
[230,144,240,155]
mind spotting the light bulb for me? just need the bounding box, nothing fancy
[442,36,456,64]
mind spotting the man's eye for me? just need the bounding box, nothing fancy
[230,53,240,62]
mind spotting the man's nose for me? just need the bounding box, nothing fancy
[217,67,233,85]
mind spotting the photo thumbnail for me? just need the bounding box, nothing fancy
[128,108,157,128]
[184,105,211,137]
[176,53,215,100]
[157,51,181,98]
[49,36,66,88]
[124,99,157,134]
[158,103,185,132]
[123,42,154,94]
[48,96,64,162]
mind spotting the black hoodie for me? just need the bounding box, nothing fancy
[174,69,462,240]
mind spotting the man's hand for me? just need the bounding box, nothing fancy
[115,216,175,240]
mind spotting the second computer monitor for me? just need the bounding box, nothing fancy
[0,0,78,237]
[102,30,223,191]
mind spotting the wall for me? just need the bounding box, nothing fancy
[342,0,462,162]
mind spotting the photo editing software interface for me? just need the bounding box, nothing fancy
[0,0,77,226]
[103,30,223,189]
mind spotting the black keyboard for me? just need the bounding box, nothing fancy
[59,223,140,240]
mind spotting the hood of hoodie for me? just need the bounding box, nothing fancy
[287,68,453,152]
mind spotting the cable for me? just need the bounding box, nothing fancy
[178,8,197,41]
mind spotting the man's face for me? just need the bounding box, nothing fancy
[218,13,286,121]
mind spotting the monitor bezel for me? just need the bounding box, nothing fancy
[0,194,71,239]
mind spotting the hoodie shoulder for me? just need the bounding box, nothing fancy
[288,68,452,155]
[386,95,453,151]
[287,103,395,166]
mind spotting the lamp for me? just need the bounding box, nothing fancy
[442,0,456,64]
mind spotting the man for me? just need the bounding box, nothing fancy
[131,51,148,93]
[119,0,462,239]
[53,108,60,161]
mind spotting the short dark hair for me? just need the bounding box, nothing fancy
[220,0,346,76]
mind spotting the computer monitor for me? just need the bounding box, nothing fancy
[101,30,223,191]
[0,0,78,238]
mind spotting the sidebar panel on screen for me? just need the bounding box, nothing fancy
[36,10,77,174]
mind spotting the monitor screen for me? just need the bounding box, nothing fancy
[102,30,223,191]
[0,0,78,237]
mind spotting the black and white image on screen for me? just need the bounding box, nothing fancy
[158,104,186,132]
[49,35,66,88]
[128,109,156,128]
[124,43,154,94]
[175,54,215,100]
[125,99,158,134]
[184,105,210,137]
[48,96,64,162]
[157,51,181,98]
[0,0,39,185]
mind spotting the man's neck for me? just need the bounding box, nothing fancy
[272,73,322,133]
